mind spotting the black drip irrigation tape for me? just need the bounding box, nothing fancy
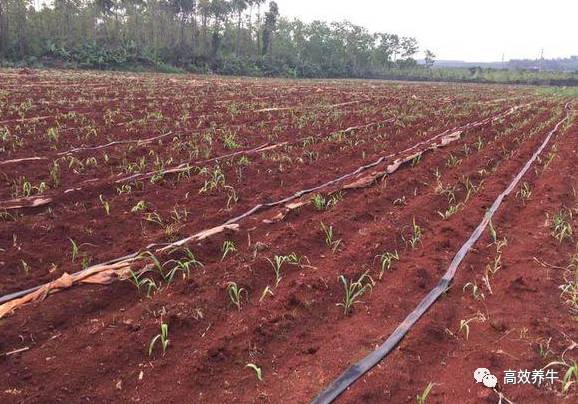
[311,103,572,404]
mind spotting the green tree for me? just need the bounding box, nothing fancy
[261,0,277,57]
[424,49,435,68]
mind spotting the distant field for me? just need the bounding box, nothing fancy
[0,69,577,403]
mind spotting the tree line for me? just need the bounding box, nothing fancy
[0,0,428,77]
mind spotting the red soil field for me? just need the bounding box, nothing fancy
[0,69,577,403]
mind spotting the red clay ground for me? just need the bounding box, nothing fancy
[0,69,576,403]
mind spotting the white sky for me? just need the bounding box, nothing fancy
[275,0,578,62]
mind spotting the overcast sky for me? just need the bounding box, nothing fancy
[275,0,577,62]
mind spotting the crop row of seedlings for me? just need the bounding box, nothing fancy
[8,99,552,390]
[357,111,578,403]
[0,92,363,158]
[0,71,521,157]
[0,73,360,122]
[0,99,538,293]
[0,86,506,207]
[0,97,523,292]
[221,102,574,402]
[0,102,386,199]
[170,101,568,398]
[0,94,563,402]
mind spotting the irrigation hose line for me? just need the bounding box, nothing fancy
[0,104,526,306]
[311,102,572,404]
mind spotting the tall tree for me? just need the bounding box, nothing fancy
[261,0,277,57]
[231,0,247,56]
[424,49,435,68]
[209,0,230,59]
[0,0,6,57]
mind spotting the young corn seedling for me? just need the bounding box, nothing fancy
[49,161,60,187]
[312,193,328,211]
[225,186,239,210]
[474,136,484,151]
[517,182,532,203]
[458,312,486,340]
[128,270,158,298]
[463,281,484,300]
[551,209,573,243]
[222,240,237,261]
[376,250,399,279]
[486,254,502,275]
[46,127,59,143]
[148,322,170,357]
[20,260,30,274]
[131,200,147,213]
[446,153,462,168]
[544,360,578,395]
[70,238,80,262]
[416,382,435,404]
[163,248,204,283]
[199,166,226,193]
[227,282,246,311]
[320,222,342,253]
[259,286,274,303]
[337,271,374,315]
[267,255,289,287]
[99,194,110,215]
[437,203,463,220]
[246,363,263,381]
[559,252,578,311]
[459,318,474,340]
[404,218,423,249]
[463,177,482,202]
[488,219,498,244]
